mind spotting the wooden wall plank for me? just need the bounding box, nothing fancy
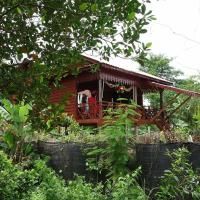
[49,78,77,118]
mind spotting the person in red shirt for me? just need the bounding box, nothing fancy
[88,91,98,118]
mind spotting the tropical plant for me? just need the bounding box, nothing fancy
[64,176,105,200]
[155,148,200,200]
[0,150,106,200]
[0,99,34,162]
[194,105,200,128]
[87,101,137,179]
[106,167,148,200]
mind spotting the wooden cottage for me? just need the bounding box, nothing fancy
[49,56,200,130]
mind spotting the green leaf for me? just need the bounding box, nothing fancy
[40,75,44,83]
[19,104,32,123]
[141,4,146,14]
[41,16,45,23]
[4,132,15,149]
[46,119,52,128]
[17,53,23,60]
[79,3,88,11]
[140,29,147,33]
[128,12,135,21]
[146,42,152,48]
[2,99,12,113]
[0,105,10,121]
[16,7,22,14]
[91,3,98,12]
[117,98,128,102]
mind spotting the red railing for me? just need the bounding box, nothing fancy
[77,101,121,119]
[77,101,161,121]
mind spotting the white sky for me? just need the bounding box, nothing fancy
[91,0,200,77]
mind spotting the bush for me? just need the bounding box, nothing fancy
[22,189,47,200]
[106,168,148,200]
[87,103,137,179]
[65,176,105,200]
[0,151,21,200]
[0,150,105,200]
[155,147,200,200]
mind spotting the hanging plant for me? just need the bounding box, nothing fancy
[116,85,125,94]
[114,83,126,94]
[105,81,133,93]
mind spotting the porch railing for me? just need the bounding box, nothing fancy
[77,101,161,121]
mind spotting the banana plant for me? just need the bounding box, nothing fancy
[0,99,33,163]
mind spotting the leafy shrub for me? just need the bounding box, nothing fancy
[155,148,200,200]
[0,150,105,200]
[0,150,21,200]
[30,159,67,200]
[88,102,137,179]
[0,99,34,163]
[106,168,148,200]
[0,151,38,199]
[65,176,105,200]
[135,131,190,144]
[22,189,47,200]
[37,113,107,145]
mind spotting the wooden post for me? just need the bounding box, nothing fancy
[133,85,138,103]
[99,79,103,118]
[160,90,164,118]
[137,88,143,107]
[160,90,164,109]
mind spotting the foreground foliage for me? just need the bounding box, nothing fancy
[88,102,137,179]
[0,150,147,200]
[0,99,34,163]
[106,168,148,200]
[156,148,200,200]
[1,100,200,199]
[0,150,104,200]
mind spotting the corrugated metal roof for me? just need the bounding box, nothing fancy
[83,55,173,85]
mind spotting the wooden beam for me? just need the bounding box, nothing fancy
[167,96,192,119]
[152,93,180,121]
[160,89,164,109]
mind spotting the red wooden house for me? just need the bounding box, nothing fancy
[49,56,200,130]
